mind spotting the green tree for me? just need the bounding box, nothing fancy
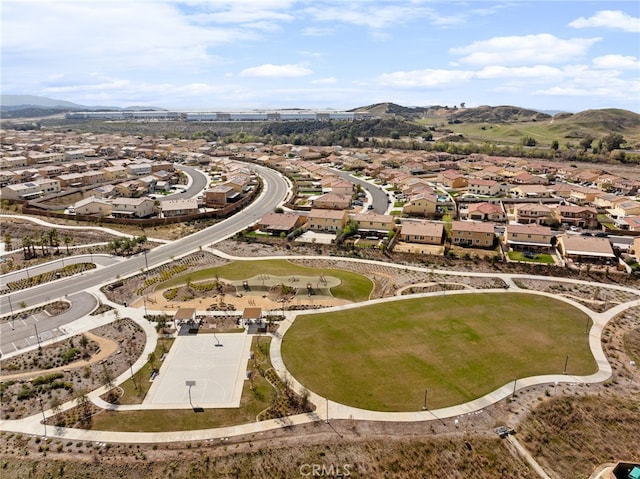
[601,133,625,151]
[3,231,11,251]
[551,140,559,151]
[579,135,594,151]
[442,213,453,242]
[520,136,536,147]
[64,235,72,254]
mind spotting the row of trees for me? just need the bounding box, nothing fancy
[15,229,74,260]
[108,235,147,256]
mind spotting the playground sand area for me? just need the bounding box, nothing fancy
[133,273,351,313]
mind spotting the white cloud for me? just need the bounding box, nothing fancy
[476,65,564,79]
[312,77,337,84]
[2,2,244,74]
[569,10,640,33]
[301,27,335,37]
[376,69,474,88]
[592,54,640,70]
[240,64,313,78]
[304,4,465,29]
[450,34,601,66]
[187,2,295,25]
[534,86,622,98]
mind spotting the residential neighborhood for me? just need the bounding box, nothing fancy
[1,128,639,270]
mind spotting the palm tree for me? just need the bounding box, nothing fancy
[22,235,34,260]
[64,235,72,255]
[3,232,11,252]
[49,228,60,254]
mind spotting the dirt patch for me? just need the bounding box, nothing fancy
[0,319,145,420]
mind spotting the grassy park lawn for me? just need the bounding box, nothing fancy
[508,251,555,264]
[282,293,596,412]
[91,337,274,432]
[156,259,373,302]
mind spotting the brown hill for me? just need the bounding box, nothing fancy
[449,105,551,123]
[565,108,640,131]
[350,102,431,119]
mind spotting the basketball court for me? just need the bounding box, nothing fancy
[143,332,252,409]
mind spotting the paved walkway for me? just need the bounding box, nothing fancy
[0,253,122,283]
[1,250,638,444]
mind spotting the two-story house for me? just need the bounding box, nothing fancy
[467,178,500,196]
[451,221,496,248]
[110,197,156,218]
[307,208,349,232]
[505,224,553,252]
[514,203,556,226]
[552,205,598,229]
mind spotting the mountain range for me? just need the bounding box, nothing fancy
[0,95,166,112]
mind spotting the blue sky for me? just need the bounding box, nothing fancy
[2,1,639,112]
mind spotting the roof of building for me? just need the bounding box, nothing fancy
[507,223,552,236]
[515,203,553,213]
[242,307,262,319]
[468,178,499,186]
[400,221,444,237]
[556,204,597,214]
[111,197,154,206]
[313,192,352,203]
[560,234,615,257]
[469,202,504,215]
[174,308,196,320]
[161,198,199,211]
[308,208,348,220]
[75,196,111,208]
[258,212,304,230]
[452,220,495,233]
[351,213,394,224]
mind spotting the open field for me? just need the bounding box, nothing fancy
[418,109,640,151]
[282,293,595,411]
[156,259,374,302]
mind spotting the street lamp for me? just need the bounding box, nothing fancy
[143,250,149,271]
[563,355,569,375]
[38,397,47,437]
[512,378,517,399]
[34,323,41,348]
[422,388,428,410]
[130,361,137,390]
[186,380,196,409]
[8,296,14,330]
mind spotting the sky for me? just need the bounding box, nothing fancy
[2,0,639,112]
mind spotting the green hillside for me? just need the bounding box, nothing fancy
[418,108,640,149]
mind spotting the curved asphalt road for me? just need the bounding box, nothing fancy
[332,169,390,214]
[1,254,121,284]
[159,164,209,202]
[0,164,288,315]
[0,291,97,356]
